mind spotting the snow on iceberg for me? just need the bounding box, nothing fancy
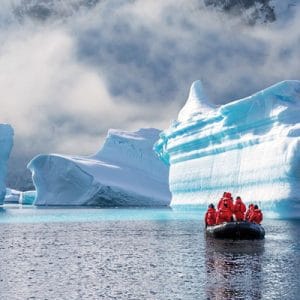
[154,80,300,218]
[0,124,14,205]
[28,128,171,206]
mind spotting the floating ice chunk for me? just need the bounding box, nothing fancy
[28,128,171,206]
[20,190,36,205]
[154,80,300,218]
[4,188,21,204]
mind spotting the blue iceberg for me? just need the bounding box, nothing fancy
[20,190,36,205]
[4,188,21,204]
[154,80,300,218]
[4,189,36,205]
[0,124,14,205]
[28,128,171,206]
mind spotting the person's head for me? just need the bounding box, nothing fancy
[254,205,258,209]
[226,192,232,198]
[223,192,227,197]
[208,203,215,209]
[236,196,241,200]
[249,203,254,208]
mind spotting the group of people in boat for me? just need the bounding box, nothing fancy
[205,192,263,227]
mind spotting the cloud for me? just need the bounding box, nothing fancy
[0,27,179,152]
[0,0,300,188]
[73,0,300,102]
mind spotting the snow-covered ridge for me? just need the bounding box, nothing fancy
[0,124,14,205]
[28,128,171,206]
[154,80,300,218]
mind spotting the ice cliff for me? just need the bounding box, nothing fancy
[154,80,300,218]
[28,128,171,206]
[0,124,14,205]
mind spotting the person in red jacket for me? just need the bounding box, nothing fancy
[217,192,227,210]
[245,204,254,221]
[217,192,234,212]
[227,192,234,212]
[216,200,233,224]
[205,204,217,227]
[233,196,246,221]
[249,205,263,224]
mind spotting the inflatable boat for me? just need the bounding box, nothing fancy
[206,221,265,239]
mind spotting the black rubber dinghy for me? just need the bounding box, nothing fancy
[206,221,265,240]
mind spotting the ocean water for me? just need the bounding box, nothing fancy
[0,206,299,300]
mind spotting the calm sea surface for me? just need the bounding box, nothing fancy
[0,206,299,300]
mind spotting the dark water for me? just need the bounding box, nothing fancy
[0,207,299,300]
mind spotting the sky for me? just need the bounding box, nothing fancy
[0,0,300,189]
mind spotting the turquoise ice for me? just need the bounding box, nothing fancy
[19,190,36,205]
[0,124,13,205]
[154,80,300,218]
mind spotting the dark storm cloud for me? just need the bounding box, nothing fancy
[12,0,101,22]
[72,0,296,104]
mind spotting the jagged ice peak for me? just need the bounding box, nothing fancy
[177,80,215,122]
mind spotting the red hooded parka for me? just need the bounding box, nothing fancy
[249,208,263,224]
[205,207,217,226]
[233,198,246,221]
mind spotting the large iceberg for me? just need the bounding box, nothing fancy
[154,80,300,218]
[0,124,14,205]
[28,128,171,206]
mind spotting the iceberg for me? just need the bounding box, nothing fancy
[28,128,171,206]
[19,190,36,205]
[4,188,36,205]
[154,80,300,218]
[4,188,21,204]
[0,124,14,205]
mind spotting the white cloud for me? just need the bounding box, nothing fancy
[0,0,299,187]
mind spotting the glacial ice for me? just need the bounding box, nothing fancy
[28,128,171,206]
[0,124,14,205]
[154,80,300,218]
[4,188,36,205]
[19,190,36,205]
[4,188,21,204]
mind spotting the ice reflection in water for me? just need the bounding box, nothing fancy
[205,238,264,299]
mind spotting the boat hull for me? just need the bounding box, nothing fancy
[206,221,265,240]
